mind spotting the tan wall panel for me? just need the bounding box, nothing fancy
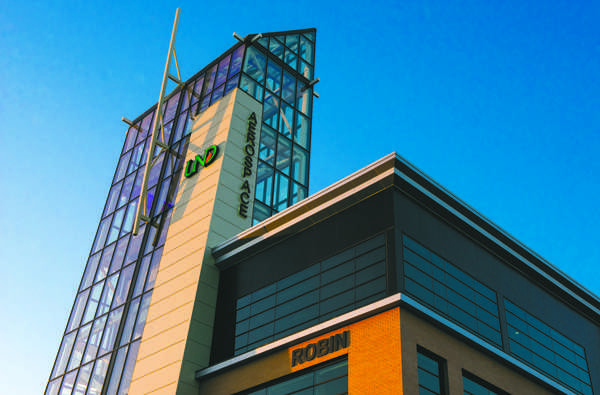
[130,89,263,395]
[400,308,553,394]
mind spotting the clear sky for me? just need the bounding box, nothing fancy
[1,1,598,393]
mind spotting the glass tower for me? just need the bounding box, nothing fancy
[45,28,316,395]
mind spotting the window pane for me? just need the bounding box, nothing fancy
[282,71,295,105]
[96,273,119,317]
[259,125,277,165]
[294,112,310,149]
[279,102,293,137]
[132,292,152,340]
[113,151,132,184]
[243,46,266,83]
[269,38,284,60]
[292,146,309,185]
[103,182,122,218]
[118,172,135,209]
[276,135,292,175]
[106,347,127,394]
[82,282,104,325]
[296,80,312,116]
[117,341,141,395]
[240,74,263,101]
[252,201,270,226]
[51,331,77,378]
[299,36,314,64]
[109,235,129,274]
[204,64,218,94]
[99,306,124,356]
[67,289,90,332]
[83,315,106,364]
[67,323,92,371]
[112,264,134,309]
[95,244,115,284]
[255,162,273,205]
[263,92,278,129]
[266,59,282,93]
[229,45,244,77]
[273,173,289,212]
[91,216,112,254]
[87,353,110,395]
[119,297,140,346]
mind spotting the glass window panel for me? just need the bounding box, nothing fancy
[204,64,218,94]
[67,323,92,371]
[51,331,77,378]
[321,260,354,285]
[96,273,119,317]
[99,306,124,357]
[107,207,125,246]
[286,34,299,52]
[45,377,61,395]
[172,112,188,144]
[215,54,231,87]
[156,210,173,247]
[279,102,293,137]
[67,289,90,332]
[86,353,110,395]
[274,304,318,334]
[211,83,225,105]
[225,74,239,95]
[124,225,144,265]
[123,125,138,153]
[243,46,266,83]
[282,71,295,105]
[320,289,354,315]
[74,362,93,394]
[240,74,264,101]
[145,186,156,217]
[133,292,152,340]
[113,151,132,184]
[252,201,270,226]
[112,264,134,309]
[320,275,354,300]
[296,80,312,116]
[119,297,140,346]
[82,282,104,325]
[256,36,268,48]
[106,347,127,394]
[192,76,204,105]
[103,182,122,218]
[147,152,164,189]
[290,182,307,205]
[137,112,154,144]
[109,235,129,274]
[127,141,145,175]
[117,340,141,395]
[263,92,278,129]
[91,216,112,254]
[133,254,152,297]
[276,135,292,175]
[255,162,273,205]
[356,276,386,301]
[266,59,282,93]
[95,244,115,283]
[152,177,171,217]
[229,45,244,77]
[145,247,163,291]
[83,315,106,364]
[299,36,314,64]
[200,95,211,112]
[299,59,313,80]
[292,146,309,185]
[273,173,289,212]
[294,112,310,149]
[129,170,143,202]
[164,91,180,123]
[284,49,297,70]
[259,125,277,165]
[60,370,77,394]
[269,38,284,60]
[117,173,135,209]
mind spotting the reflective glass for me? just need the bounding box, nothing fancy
[252,201,270,226]
[210,83,225,105]
[255,162,273,205]
[87,353,110,395]
[83,316,106,364]
[282,71,295,104]
[99,306,124,356]
[205,64,218,94]
[273,173,289,212]
[263,92,278,129]
[299,36,314,64]
[67,289,89,332]
[95,244,115,283]
[107,207,125,246]
[269,38,284,60]
[284,49,297,70]
[216,54,231,87]
[137,112,153,144]
[123,126,138,153]
[130,169,144,201]
[299,59,313,80]
[276,136,292,175]
[117,340,140,395]
[132,292,152,340]
[91,216,111,254]
[279,102,293,137]
[119,297,140,346]
[82,282,104,325]
[229,45,244,76]
[112,264,134,308]
[243,46,266,83]
[296,80,312,116]
[292,146,308,185]
[103,182,122,218]
[45,378,61,395]
[259,125,277,165]
[133,254,151,298]
[266,59,282,93]
[106,347,127,394]
[113,151,132,184]
[118,173,135,208]
[51,331,77,378]
[67,323,91,371]
[163,91,180,124]
[73,362,92,394]
[60,370,77,394]
[109,236,128,274]
[147,152,164,189]
[144,247,163,292]
[124,225,144,265]
[96,273,119,317]
[240,74,264,101]
[290,182,307,205]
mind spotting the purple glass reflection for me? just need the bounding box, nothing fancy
[230,45,244,76]
[215,54,231,87]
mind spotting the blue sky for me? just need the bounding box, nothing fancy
[1,1,598,393]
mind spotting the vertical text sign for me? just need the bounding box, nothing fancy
[239,112,257,217]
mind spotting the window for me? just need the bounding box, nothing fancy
[237,359,348,395]
[235,235,386,355]
[417,347,447,395]
[462,371,509,395]
[504,299,593,395]
[402,235,502,347]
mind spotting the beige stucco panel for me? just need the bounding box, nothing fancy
[129,89,263,395]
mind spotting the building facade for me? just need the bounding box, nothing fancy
[47,28,599,395]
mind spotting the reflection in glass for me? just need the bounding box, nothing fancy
[258,125,277,165]
[255,162,273,205]
[243,46,266,83]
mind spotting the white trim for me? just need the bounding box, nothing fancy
[394,167,600,317]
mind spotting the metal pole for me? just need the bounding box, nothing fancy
[133,8,180,235]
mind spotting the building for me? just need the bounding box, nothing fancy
[45,27,599,395]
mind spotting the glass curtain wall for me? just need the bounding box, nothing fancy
[239,30,316,224]
[46,29,316,395]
